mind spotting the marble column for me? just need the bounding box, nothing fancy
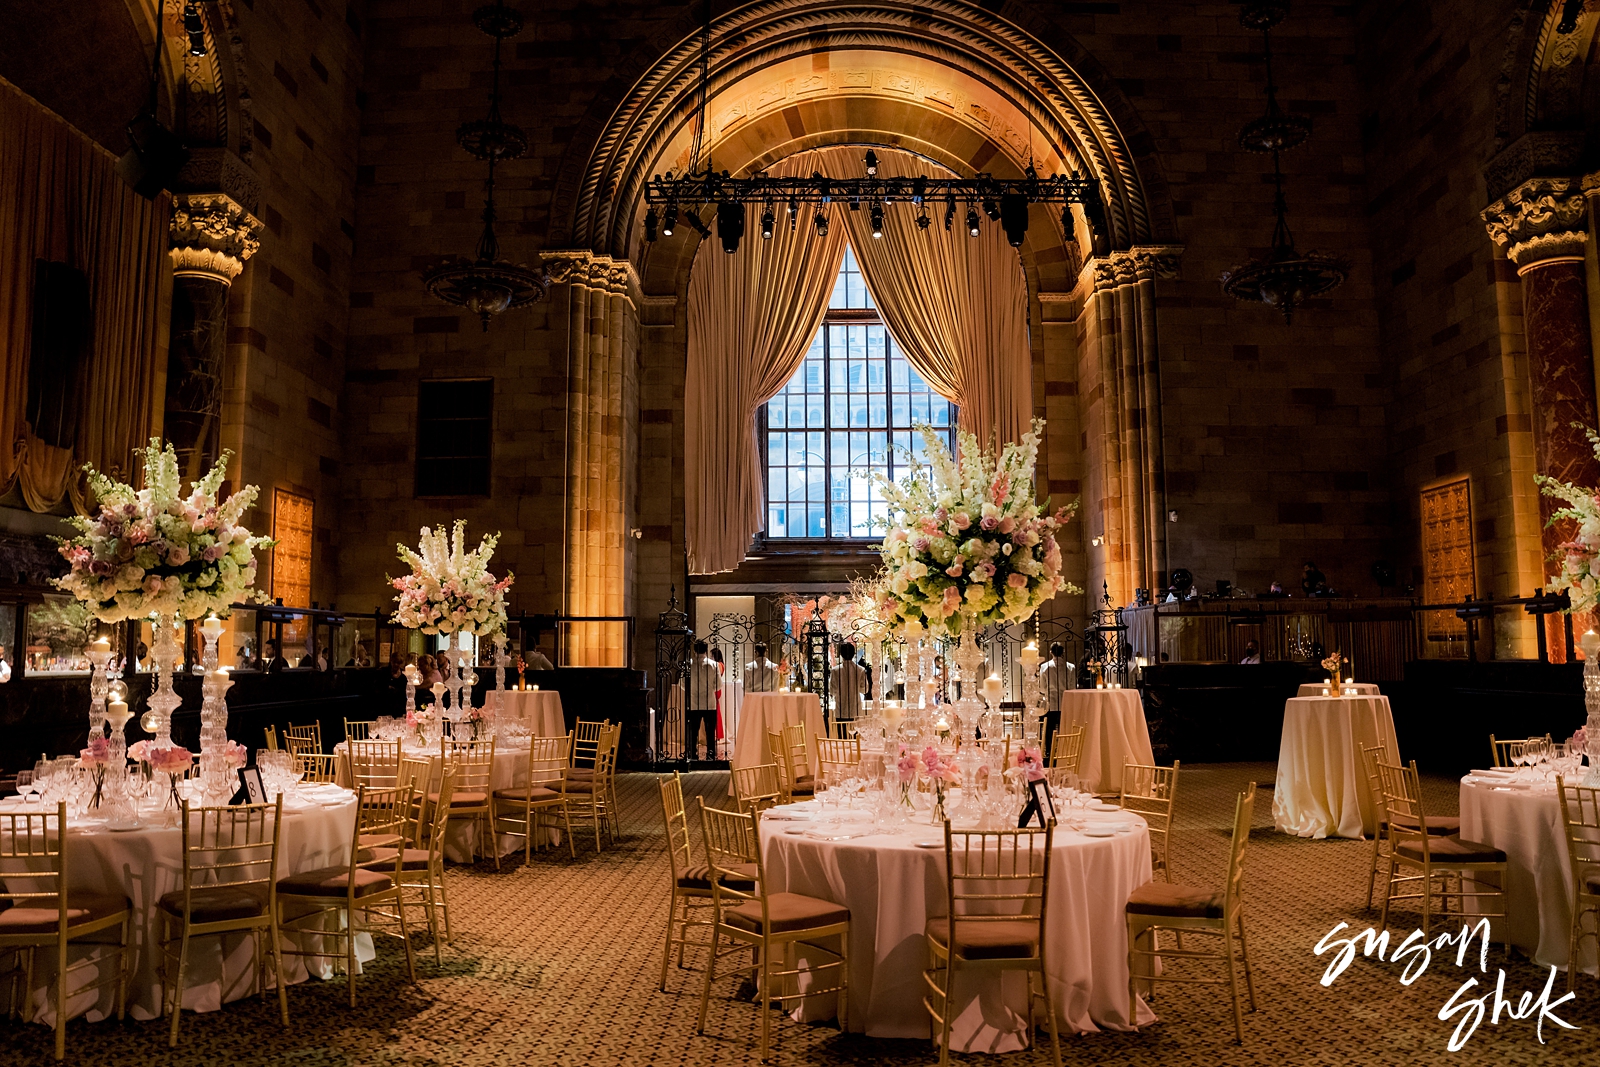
[166,193,261,481]
[1484,177,1595,657]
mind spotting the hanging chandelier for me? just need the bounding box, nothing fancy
[639,3,1108,255]
[422,1,549,330]
[1219,2,1347,323]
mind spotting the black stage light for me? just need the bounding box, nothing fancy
[966,207,981,236]
[869,201,884,238]
[760,203,775,240]
[661,202,678,236]
[644,207,659,241]
[999,192,1029,247]
[813,210,829,237]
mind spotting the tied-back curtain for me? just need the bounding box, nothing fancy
[813,146,1031,448]
[0,76,169,512]
[685,157,848,575]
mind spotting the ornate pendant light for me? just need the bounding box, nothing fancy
[1220,2,1347,323]
[422,2,549,330]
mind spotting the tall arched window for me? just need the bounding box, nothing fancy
[761,246,957,540]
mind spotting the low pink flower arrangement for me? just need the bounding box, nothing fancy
[147,744,193,776]
[79,736,112,768]
[128,739,152,763]
[1012,744,1046,782]
[896,742,918,785]
[221,740,249,770]
[1573,726,1589,754]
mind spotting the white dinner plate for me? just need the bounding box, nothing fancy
[1089,802,1121,813]
[1081,827,1116,838]
[912,839,945,849]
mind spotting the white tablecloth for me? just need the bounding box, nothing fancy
[1058,689,1154,793]
[759,808,1156,1048]
[1296,682,1380,698]
[0,791,364,1027]
[498,689,565,736]
[733,693,825,776]
[1272,695,1398,839]
[334,740,529,860]
[1459,776,1597,977]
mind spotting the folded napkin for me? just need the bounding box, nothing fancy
[1469,768,1517,777]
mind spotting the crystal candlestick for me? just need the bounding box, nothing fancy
[1583,631,1600,787]
[141,614,182,747]
[101,698,139,829]
[197,615,235,803]
[86,637,112,746]
[492,632,508,731]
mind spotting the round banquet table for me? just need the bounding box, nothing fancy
[334,739,531,860]
[758,804,1156,1049]
[1459,774,1597,978]
[0,787,367,1028]
[1295,682,1380,698]
[1272,695,1398,839]
[1057,689,1154,793]
[498,689,565,736]
[733,692,826,776]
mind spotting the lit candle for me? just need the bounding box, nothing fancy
[201,614,224,641]
[531,684,539,691]
[89,636,111,655]
[1020,641,1041,669]
[982,673,1003,705]
[1583,630,1599,660]
[105,699,132,729]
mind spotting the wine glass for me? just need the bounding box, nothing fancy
[14,770,34,804]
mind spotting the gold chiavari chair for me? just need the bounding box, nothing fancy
[0,803,132,1061]
[1359,743,1458,910]
[294,752,340,784]
[657,773,756,991]
[344,739,403,795]
[1127,783,1259,1044]
[924,822,1061,1067]
[439,738,497,866]
[731,763,783,815]
[1048,726,1086,773]
[282,723,323,759]
[1119,761,1181,883]
[696,800,850,1062]
[566,724,619,852]
[160,799,288,1047]
[816,736,861,785]
[1489,733,1552,768]
[1376,759,1508,942]
[768,724,815,804]
[276,784,417,1005]
[1556,776,1600,992]
[571,718,611,773]
[492,734,575,862]
[262,725,279,751]
[344,718,376,743]
[371,763,458,960]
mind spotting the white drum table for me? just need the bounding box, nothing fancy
[759,802,1156,1048]
[0,788,365,1028]
[1296,682,1380,698]
[1459,775,1597,978]
[1057,689,1154,793]
[733,692,826,775]
[1272,695,1398,839]
[499,689,565,736]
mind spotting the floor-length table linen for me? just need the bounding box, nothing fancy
[759,811,1156,1048]
[1295,682,1380,698]
[1459,775,1597,977]
[1273,695,1399,839]
[1057,689,1154,793]
[498,689,565,736]
[0,791,364,1027]
[334,740,529,860]
[732,693,825,775]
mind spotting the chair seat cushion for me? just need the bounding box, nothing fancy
[1383,814,1460,836]
[158,885,269,924]
[365,847,432,871]
[427,790,488,808]
[924,916,1041,960]
[276,865,393,898]
[0,891,129,934]
[565,779,603,794]
[795,775,815,787]
[1126,880,1225,920]
[1395,836,1506,864]
[568,767,595,780]
[676,863,757,892]
[493,786,564,803]
[724,892,848,934]
[357,832,405,850]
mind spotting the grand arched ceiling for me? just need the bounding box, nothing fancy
[552,0,1173,263]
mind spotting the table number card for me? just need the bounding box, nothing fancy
[231,767,265,805]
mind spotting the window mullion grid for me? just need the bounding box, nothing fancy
[821,322,832,540]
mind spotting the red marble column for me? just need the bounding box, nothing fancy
[1521,256,1597,659]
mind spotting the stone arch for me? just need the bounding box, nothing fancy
[549,0,1175,266]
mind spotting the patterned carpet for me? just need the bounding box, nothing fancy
[5,762,1597,1066]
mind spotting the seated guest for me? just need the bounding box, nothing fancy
[744,642,779,693]
[262,639,288,674]
[524,647,554,671]
[1240,640,1261,664]
[346,640,372,667]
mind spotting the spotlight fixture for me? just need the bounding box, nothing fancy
[944,194,956,231]
[117,0,190,199]
[999,191,1029,247]
[982,198,1001,222]
[813,209,829,237]
[1060,205,1077,247]
[716,199,745,253]
[644,206,659,241]
[788,197,798,231]
[966,206,981,236]
[661,202,677,236]
[183,1,207,56]
[760,202,775,240]
[869,201,885,239]
[916,211,931,231]
[864,149,879,176]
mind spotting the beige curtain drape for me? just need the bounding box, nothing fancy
[685,156,847,574]
[0,76,169,512]
[813,145,1031,448]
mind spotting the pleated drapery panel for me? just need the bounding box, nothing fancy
[684,155,847,575]
[0,76,169,512]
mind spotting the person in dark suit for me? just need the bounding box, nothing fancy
[686,640,720,762]
[262,639,289,674]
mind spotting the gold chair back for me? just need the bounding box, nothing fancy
[732,763,783,814]
[0,801,69,911]
[345,739,403,792]
[1223,782,1258,919]
[282,723,322,758]
[698,799,762,909]
[1374,758,1429,843]
[1556,775,1600,985]
[177,799,283,900]
[1120,761,1181,882]
[573,718,610,769]
[263,725,278,751]
[294,752,339,784]
[941,822,1053,941]
[442,738,496,796]
[359,779,414,844]
[344,718,375,742]
[1489,733,1551,768]
[660,772,695,881]
[528,733,572,792]
[1049,725,1086,772]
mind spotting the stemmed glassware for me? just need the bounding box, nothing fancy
[14,770,34,804]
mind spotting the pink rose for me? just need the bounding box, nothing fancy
[913,536,931,552]
[1013,745,1045,782]
[945,562,964,578]
[1008,573,1028,589]
[942,586,961,609]
[128,740,151,763]
[999,517,1015,534]
[80,737,111,767]
[142,576,163,596]
[147,744,193,775]
[221,740,249,769]
[980,516,998,531]
[952,512,971,530]
[167,544,190,566]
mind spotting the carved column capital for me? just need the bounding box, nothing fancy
[1086,245,1184,291]
[1481,177,1589,271]
[539,249,641,306]
[168,192,263,284]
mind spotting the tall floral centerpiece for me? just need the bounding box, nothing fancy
[391,520,513,732]
[54,440,271,810]
[1536,431,1600,785]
